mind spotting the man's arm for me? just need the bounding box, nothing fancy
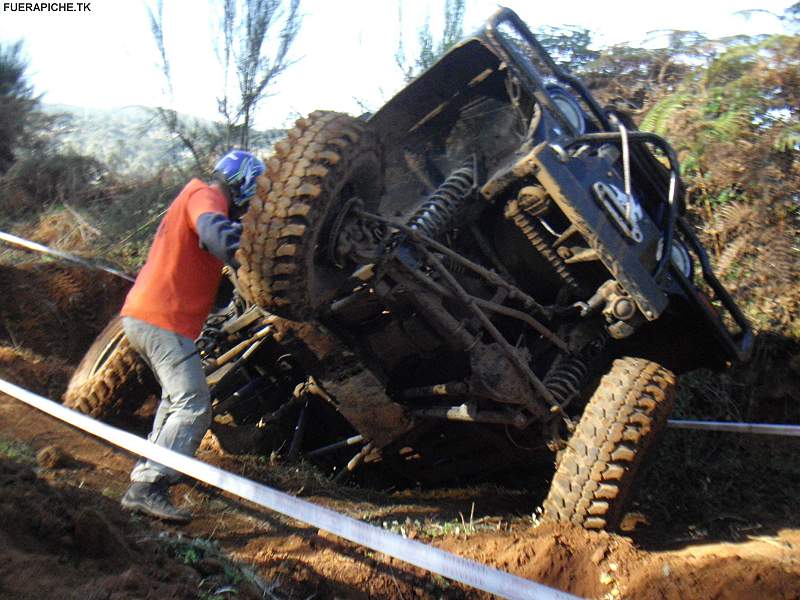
[196,212,242,268]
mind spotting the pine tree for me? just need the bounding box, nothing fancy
[0,41,39,174]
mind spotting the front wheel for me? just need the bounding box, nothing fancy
[542,357,676,530]
[236,110,383,322]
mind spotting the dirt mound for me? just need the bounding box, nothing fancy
[438,523,800,599]
[0,346,72,397]
[0,457,200,599]
[439,524,617,598]
[0,263,129,364]
[3,383,800,599]
[624,547,800,600]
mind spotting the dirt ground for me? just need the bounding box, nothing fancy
[1,262,800,599]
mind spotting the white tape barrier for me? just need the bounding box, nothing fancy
[0,231,136,282]
[0,378,579,600]
[668,419,800,437]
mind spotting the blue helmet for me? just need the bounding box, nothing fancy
[213,150,266,207]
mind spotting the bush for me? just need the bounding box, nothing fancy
[0,152,111,217]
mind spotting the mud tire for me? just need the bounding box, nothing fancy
[542,357,676,531]
[63,315,155,419]
[236,110,383,322]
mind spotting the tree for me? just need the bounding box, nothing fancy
[534,25,599,75]
[147,0,302,170]
[215,0,301,149]
[395,0,465,82]
[737,2,800,35]
[0,41,39,174]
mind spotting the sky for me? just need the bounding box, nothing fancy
[0,0,794,130]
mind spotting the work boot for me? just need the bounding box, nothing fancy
[120,481,192,523]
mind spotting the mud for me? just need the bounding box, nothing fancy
[0,345,72,397]
[0,457,201,599]
[1,262,799,598]
[0,263,129,366]
[0,262,129,399]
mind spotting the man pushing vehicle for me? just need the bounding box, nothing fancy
[119,150,265,523]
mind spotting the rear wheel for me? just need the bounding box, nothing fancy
[236,110,383,322]
[62,315,156,418]
[542,357,676,531]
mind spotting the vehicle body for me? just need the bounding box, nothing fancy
[68,8,752,531]
[231,7,753,529]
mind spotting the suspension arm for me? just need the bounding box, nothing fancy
[414,244,560,414]
[354,209,552,319]
[396,260,569,353]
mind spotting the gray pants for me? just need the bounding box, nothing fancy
[122,316,211,484]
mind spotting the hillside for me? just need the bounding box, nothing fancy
[42,103,284,175]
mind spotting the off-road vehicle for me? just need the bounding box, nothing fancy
[66,8,752,531]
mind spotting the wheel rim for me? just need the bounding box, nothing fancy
[90,329,125,377]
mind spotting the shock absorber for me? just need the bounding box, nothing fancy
[544,336,607,408]
[544,354,591,408]
[407,157,477,239]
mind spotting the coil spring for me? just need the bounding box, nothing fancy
[407,158,476,239]
[544,354,589,408]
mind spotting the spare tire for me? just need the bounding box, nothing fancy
[236,110,383,322]
[63,315,156,419]
[542,356,676,531]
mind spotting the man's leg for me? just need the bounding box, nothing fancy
[120,316,211,521]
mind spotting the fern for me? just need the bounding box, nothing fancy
[640,92,691,135]
[707,107,752,142]
[716,235,749,277]
[707,201,754,240]
[704,43,759,88]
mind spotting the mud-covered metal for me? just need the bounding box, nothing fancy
[531,144,669,320]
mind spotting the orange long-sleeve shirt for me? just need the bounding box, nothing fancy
[121,179,228,340]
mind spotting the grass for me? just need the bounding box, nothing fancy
[371,502,515,541]
[0,175,181,274]
[0,435,36,465]
[151,533,282,599]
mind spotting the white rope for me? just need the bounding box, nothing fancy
[0,378,579,600]
[615,119,634,222]
[0,231,135,282]
[668,419,800,437]
[605,114,633,217]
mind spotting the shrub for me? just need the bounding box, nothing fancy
[0,152,110,217]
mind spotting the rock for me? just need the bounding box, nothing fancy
[36,445,70,469]
[619,512,649,532]
[590,546,606,565]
